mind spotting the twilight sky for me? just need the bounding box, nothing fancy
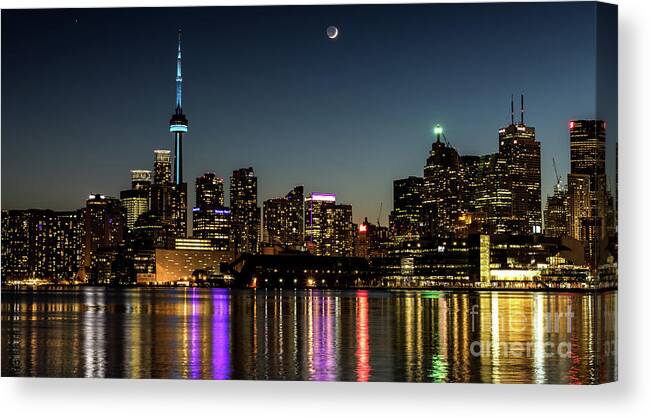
[1,2,617,224]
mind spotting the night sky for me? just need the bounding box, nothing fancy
[1,2,617,224]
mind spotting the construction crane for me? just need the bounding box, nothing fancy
[377,202,383,227]
[552,157,562,190]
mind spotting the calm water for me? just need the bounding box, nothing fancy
[1,288,617,383]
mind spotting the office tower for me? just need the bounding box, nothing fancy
[192,173,230,250]
[567,120,608,267]
[498,95,542,235]
[230,167,260,255]
[82,194,126,283]
[120,170,151,230]
[459,155,480,213]
[196,173,225,209]
[151,149,174,222]
[474,153,513,234]
[422,124,462,238]
[544,183,570,238]
[262,185,304,250]
[153,149,173,184]
[388,176,423,243]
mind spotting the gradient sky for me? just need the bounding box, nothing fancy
[1,2,617,224]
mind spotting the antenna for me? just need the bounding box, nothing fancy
[511,94,514,125]
[520,93,525,125]
[175,29,183,112]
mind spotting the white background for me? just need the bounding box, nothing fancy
[1,0,649,416]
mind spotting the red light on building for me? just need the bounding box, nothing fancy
[359,224,367,233]
[569,121,575,130]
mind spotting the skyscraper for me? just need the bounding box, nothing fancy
[230,167,260,255]
[305,192,335,255]
[151,149,174,225]
[389,176,423,243]
[82,194,126,283]
[192,173,231,250]
[567,120,608,267]
[195,173,225,209]
[544,183,570,238]
[422,124,462,238]
[305,192,353,256]
[262,185,304,250]
[474,153,513,234]
[120,170,151,230]
[498,95,542,235]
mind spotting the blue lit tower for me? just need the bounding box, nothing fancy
[168,30,188,237]
[170,29,188,184]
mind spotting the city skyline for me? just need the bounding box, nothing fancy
[1,3,617,225]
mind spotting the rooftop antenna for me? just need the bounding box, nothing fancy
[511,94,514,125]
[377,202,383,227]
[520,93,525,125]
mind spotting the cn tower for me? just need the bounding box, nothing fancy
[169,29,188,185]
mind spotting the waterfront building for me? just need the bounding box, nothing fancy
[422,125,462,238]
[1,209,83,282]
[192,173,231,249]
[230,167,260,255]
[389,176,423,243]
[498,95,542,235]
[567,120,610,267]
[326,203,353,256]
[137,247,232,285]
[262,185,304,250]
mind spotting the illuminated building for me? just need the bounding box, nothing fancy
[304,192,353,256]
[474,153,513,234]
[262,185,304,250]
[192,207,231,250]
[150,149,174,223]
[459,155,480,213]
[195,173,225,209]
[422,124,462,238]
[137,248,232,285]
[498,95,542,235]
[120,170,151,230]
[567,120,610,267]
[82,194,126,283]
[354,217,389,258]
[230,167,260,255]
[544,183,569,238]
[327,203,353,256]
[192,173,231,249]
[389,176,423,243]
[1,209,83,282]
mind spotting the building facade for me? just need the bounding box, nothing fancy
[230,167,260,255]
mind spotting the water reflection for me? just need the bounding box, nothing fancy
[1,288,617,383]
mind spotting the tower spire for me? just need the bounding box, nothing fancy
[175,29,183,113]
[520,93,525,125]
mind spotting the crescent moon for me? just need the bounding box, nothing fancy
[327,26,339,39]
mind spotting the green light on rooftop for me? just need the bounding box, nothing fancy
[433,124,443,136]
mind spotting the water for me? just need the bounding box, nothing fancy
[1,288,617,383]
